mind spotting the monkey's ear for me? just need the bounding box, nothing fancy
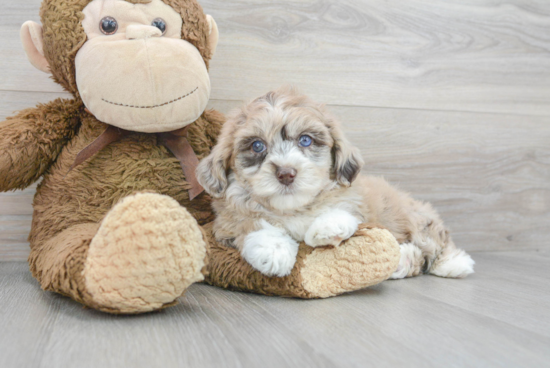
[206,15,219,57]
[20,21,50,74]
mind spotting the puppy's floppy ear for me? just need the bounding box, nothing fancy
[196,140,232,198]
[330,122,364,187]
[196,111,243,198]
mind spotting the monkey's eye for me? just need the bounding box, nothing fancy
[299,135,313,147]
[252,141,266,153]
[151,18,167,35]
[100,16,118,35]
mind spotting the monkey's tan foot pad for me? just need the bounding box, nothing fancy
[299,225,400,298]
[83,193,206,314]
[204,224,400,299]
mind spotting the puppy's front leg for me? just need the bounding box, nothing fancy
[305,209,361,247]
[242,220,299,277]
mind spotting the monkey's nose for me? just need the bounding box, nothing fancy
[126,25,162,40]
[276,167,297,186]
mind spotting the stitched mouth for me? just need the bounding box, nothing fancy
[101,87,198,109]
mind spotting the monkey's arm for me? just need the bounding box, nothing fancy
[0,98,81,191]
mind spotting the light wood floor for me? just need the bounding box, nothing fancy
[1,252,549,368]
[1,0,549,367]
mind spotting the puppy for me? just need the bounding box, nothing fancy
[197,87,474,279]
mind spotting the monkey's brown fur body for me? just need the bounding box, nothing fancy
[0,0,400,314]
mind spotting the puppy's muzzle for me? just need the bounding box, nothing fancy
[276,167,297,186]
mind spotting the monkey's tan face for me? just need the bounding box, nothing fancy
[75,0,215,133]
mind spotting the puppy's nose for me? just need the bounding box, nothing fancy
[276,167,297,186]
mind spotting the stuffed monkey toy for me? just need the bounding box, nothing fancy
[0,0,400,314]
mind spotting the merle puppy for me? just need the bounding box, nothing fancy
[196,87,474,278]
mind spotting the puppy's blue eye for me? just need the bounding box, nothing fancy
[299,135,313,147]
[252,141,266,153]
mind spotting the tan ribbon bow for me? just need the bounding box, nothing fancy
[68,123,205,200]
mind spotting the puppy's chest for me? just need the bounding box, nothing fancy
[270,213,318,241]
[264,194,364,242]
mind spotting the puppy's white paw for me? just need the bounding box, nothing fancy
[430,248,475,278]
[242,222,299,277]
[390,243,422,279]
[304,209,360,247]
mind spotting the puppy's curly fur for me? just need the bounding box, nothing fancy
[197,87,474,278]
